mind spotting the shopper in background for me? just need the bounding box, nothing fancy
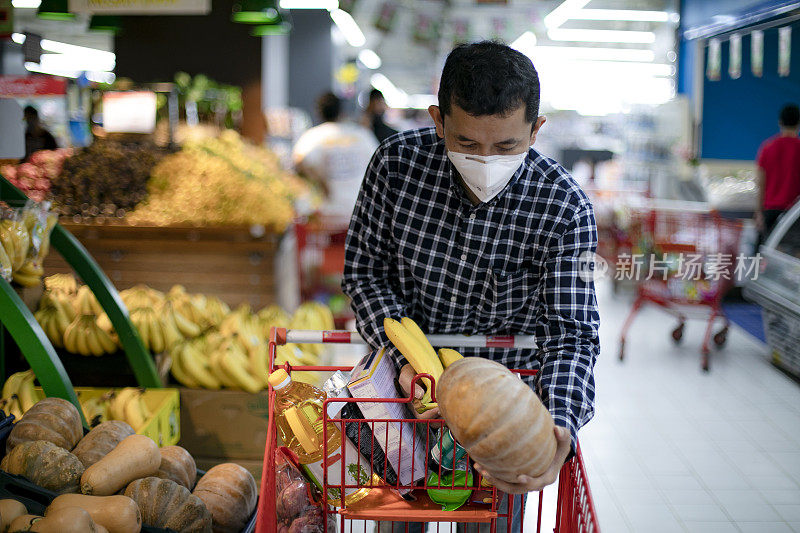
[344,41,598,533]
[362,89,398,142]
[755,103,800,248]
[22,106,58,162]
[292,92,379,218]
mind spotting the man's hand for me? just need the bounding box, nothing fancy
[474,426,571,494]
[397,364,441,420]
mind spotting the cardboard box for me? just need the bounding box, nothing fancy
[195,457,264,489]
[179,388,269,460]
[347,348,427,486]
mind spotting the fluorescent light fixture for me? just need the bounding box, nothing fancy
[571,9,670,22]
[357,48,381,69]
[548,28,656,43]
[544,0,591,29]
[12,0,42,8]
[24,62,116,84]
[11,33,25,44]
[527,45,655,62]
[12,33,116,63]
[406,94,437,109]
[370,73,407,108]
[510,31,537,56]
[279,0,337,9]
[330,8,365,47]
[538,60,673,76]
[39,52,115,72]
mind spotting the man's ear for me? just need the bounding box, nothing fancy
[530,116,547,145]
[429,105,445,138]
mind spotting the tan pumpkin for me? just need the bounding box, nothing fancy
[72,422,135,469]
[124,477,211,533]
[155,446,196,490]
[192,463,257,533]
[0,440,85,493]
[47,494,142,533]
[29,506,99,533]
[8,514,41,532]
[437,357,557,483]
[0,499,28,531]
[6,398,83,454]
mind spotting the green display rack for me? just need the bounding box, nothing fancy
[0,175,160,417]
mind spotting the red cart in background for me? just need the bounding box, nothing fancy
[294,216,353,328]
[617,203,744,371]
[256,329,601,533]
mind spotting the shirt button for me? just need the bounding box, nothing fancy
[450,296,457,303]
[470,213,476,220]
[461,254,467,261]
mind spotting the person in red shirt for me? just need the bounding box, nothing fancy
[756,103,800,247]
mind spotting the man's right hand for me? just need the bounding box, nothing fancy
[398,364,441,420]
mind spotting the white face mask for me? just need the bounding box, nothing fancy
[447,151,528,202]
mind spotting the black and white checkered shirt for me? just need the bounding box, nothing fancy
[342,127,599,450]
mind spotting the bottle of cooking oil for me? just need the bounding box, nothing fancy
[269,369,378,506]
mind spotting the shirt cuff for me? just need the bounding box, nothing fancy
[550,409,578,462]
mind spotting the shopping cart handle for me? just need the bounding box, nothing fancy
[282,329,537,349]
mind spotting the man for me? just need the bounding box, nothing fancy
[293,92,378,218]
[362,89,398,143]
[23,106,58,161]
[755,103,800,248]
[343,41,599,531]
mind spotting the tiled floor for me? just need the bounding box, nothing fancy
[579,280,800,533]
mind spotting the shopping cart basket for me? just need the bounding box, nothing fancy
[617,203,744,371]
[256,328,600,533]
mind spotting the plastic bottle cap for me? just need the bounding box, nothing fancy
[268,369,291,389]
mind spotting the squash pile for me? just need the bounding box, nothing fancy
[0,397,259,532]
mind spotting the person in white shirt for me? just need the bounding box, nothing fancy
[293,92,379,218]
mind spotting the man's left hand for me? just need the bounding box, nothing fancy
[473,426,572,494]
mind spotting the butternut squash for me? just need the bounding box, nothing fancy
[80,435,160,496]
[72,422,135,469]
[0,500,28,532]
[7,514,41,532]
[47,494,141,533]
[29,506,98,532]
[193,463,257,533]
[155,446,196,490]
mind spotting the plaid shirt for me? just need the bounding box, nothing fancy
[342,127,599,450]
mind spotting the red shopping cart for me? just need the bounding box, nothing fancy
[256,328,600,533]
[617,203,744,371]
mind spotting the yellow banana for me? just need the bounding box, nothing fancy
[80,397,108,428]
[209,348,239,389]
[180,345,222,390]
[17,371,37,413]
[11,271,41,287]
[247,338,270,389]
[9,221,29,271]
[0,223,17,271]
[220,348,262,393]
[123,390,148,430]
[148,314,166,354]
[74,319,91,356]
[170,345,200,388]
[7,394,23,421]
[383,317,443,408]
[85,323,105,357]
[133,309,152,352]
[0,239,12,277]
[161,311,184,349]
[16,260,43,277]
[172,309,201,338]
[438,348,464,368]
[62,317,79,354]
[95,326,118,354]
[2,370,29,400]
[108,388,137,421]
[401,317,439,362]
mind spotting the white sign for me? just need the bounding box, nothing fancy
[729,33,741,79]
[779,26,792,77]
[751,30,764,77]
[69,0,209,14]
[102,91,157,134]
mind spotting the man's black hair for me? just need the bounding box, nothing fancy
[438,40,540,123]
[23,105,38,119]
[369,89,385,102]
[317,92,341,122]
[780,103,800,128]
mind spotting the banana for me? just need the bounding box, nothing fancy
[108,388,137,421]
[246,336,270,389]
[16,260,43,277]
[161,311,184,349]
[62,317,79,354]
[85,323,105,357]
[169,345,201,388]
[7,394,23,421]
[44,273,78,295]
[11,271,41,287]
[123,390,148,430]
[9,220,30,271]
[0,222,17,271]
[220,347,262,393]
[95,326,118,354]
[383,317,443,408]
[181,344,222,390]
[80,397,108,428]
[17,371,37,413]
[148,313,166,354]
[2,370,28,400]
[438,348,464,368]
[401,317,440,360]
[209,348,239,389]
[173,309,201,338]
[53,295,76,322]
[133,309,152,352]
[76,318,92,356]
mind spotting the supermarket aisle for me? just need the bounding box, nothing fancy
[580,280,800,533]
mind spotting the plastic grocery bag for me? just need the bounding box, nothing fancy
[275,446,336,533]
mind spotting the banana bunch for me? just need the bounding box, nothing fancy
[288,302,335,358]
[79,393,111,428]
[129,307,168,354]
[62,286,117,356]
[257,304,290,337]
[0,218,30,273]
[34,296,73,348]
[438,348,464,368]
[203,295,230,327]
[0,370,40,421]
[167,285,210,328]
[170,336,265,393]
[44,273,79,296]
[72,285,104,316]
[12,259,44,287]
[384,317,445,412]
[107,388,152,431]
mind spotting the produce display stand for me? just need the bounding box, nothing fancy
[0,175,160,418]
[257,328,600,533]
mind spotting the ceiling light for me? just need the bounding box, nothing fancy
[24,62,115,84]
[330,8,365,47]
[12,0,42,8]
[279,0,337,9]
[570,9,670,22]
[11,33,25,44]
[231,0,282,24]
[547,28,657,44]
[39,52,116,72]
[41,39,115,62]
[357,48,381,69]
[527,45,655,62]
[370,73,407,108]
[544,0,591,29]
[36,0,74,20]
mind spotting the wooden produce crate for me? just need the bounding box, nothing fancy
[43,223,282,309]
